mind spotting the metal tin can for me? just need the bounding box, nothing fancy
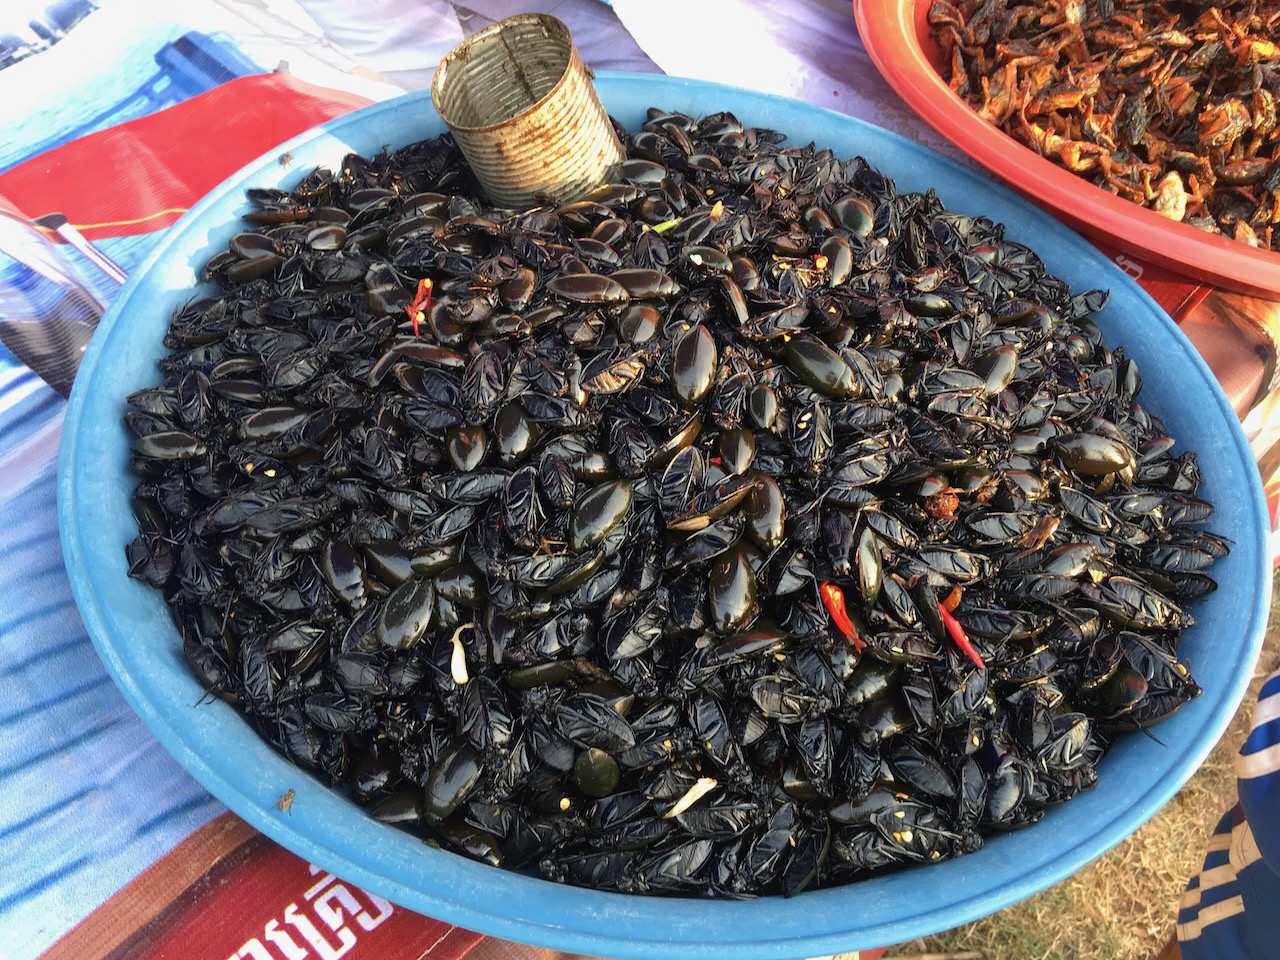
[430,13,625,210]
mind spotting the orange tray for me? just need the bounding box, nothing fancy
[854,0,1280,301]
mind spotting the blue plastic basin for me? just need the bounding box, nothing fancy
[58,75,1272,959]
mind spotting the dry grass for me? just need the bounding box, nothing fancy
[874,574,1280,960]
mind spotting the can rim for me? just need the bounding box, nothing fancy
[430,13,578,134]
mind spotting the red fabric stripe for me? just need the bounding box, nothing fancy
[0,72,372,240]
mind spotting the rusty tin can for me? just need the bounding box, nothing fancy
[431,13,625,210]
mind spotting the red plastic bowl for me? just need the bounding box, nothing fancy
[854,0,1280,301]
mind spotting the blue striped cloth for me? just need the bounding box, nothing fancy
[0,389,225,959]
[1179,671,1280,959]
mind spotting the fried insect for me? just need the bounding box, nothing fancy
[930,0,1280,251]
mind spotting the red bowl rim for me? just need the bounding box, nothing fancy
[854,0,1280,301]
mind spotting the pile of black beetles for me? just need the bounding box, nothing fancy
[125,107,1224,897]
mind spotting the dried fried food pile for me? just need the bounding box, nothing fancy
[930,0,1280,250]
[126,108,1224,897]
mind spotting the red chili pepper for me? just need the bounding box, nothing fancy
[939,602,985,670]
[819,581,864,653]
[405,277,433,336]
